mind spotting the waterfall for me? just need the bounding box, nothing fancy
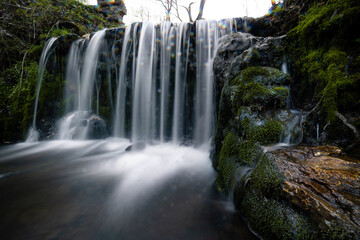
[26,37,57,142]
[159,22,174,143]
[131,22,156,143]
[280,110,306,145]
[63,39,85,113]
[194,20,219,145]
[172,23,190,144]
[114,26,132,138]
[57,30,106,140]
[32,19,235,144]
[79,30,106,111]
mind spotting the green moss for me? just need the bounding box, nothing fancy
[217,132,240,191]
[239,153,319,240]
[251,154,284,198]
[216,132,263,191]
[241,190,291,240]
[295,215,317,240]
[287,0,360,123]
[322,221,352,240]
[231,67,290,110]
[241,117,283,145]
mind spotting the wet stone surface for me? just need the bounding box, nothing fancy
[269,145,360,237]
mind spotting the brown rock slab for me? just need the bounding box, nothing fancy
[269,146,360,236]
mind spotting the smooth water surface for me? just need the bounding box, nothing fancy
[0,141,257,240]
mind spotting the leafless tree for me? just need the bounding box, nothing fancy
[156,0,174,21]
[195,0,206,20]
[156,0,207,22]
[134,6,152,21]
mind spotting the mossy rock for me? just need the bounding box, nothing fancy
[230,67,290,110]
[216,132,263,192]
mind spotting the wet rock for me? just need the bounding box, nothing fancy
[303,110,360,151]
[213,66,295,170]
[125,142,146,151]
[57,111,109,140]
[269,145,360,238]
[214,33,285,93]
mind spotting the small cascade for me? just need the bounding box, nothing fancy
[79,29,106,111]
[281,61,288,74]
[194,20,219,145]
[316,123,320,143]
[26,37,58,142]
[63,39,86,113]
[57,30,106,140]
[280,110,306,145]
[218,19,237,36]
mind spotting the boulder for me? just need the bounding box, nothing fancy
[214,32,286,94]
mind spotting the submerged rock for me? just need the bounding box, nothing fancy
[125,142,146,151]
[57,111,109,140]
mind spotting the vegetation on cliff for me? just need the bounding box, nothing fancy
[0,0,120,142]
[286,0,360,147]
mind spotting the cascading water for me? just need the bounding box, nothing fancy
[172,23,190,144]
[57,30,106,140]
[31,20,238,144]
[194,20,233,145]
[131,22,157,143]
[159,22,174,143]
[113,26,132,138]
[26,37,58,142]
[79,30,106,111]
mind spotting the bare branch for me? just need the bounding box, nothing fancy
[181,2,195,22]
[196,0,207,20]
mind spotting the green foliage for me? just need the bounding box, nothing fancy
[0,0,118,72]
[0,0,120,142]
[0,61,39,140]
